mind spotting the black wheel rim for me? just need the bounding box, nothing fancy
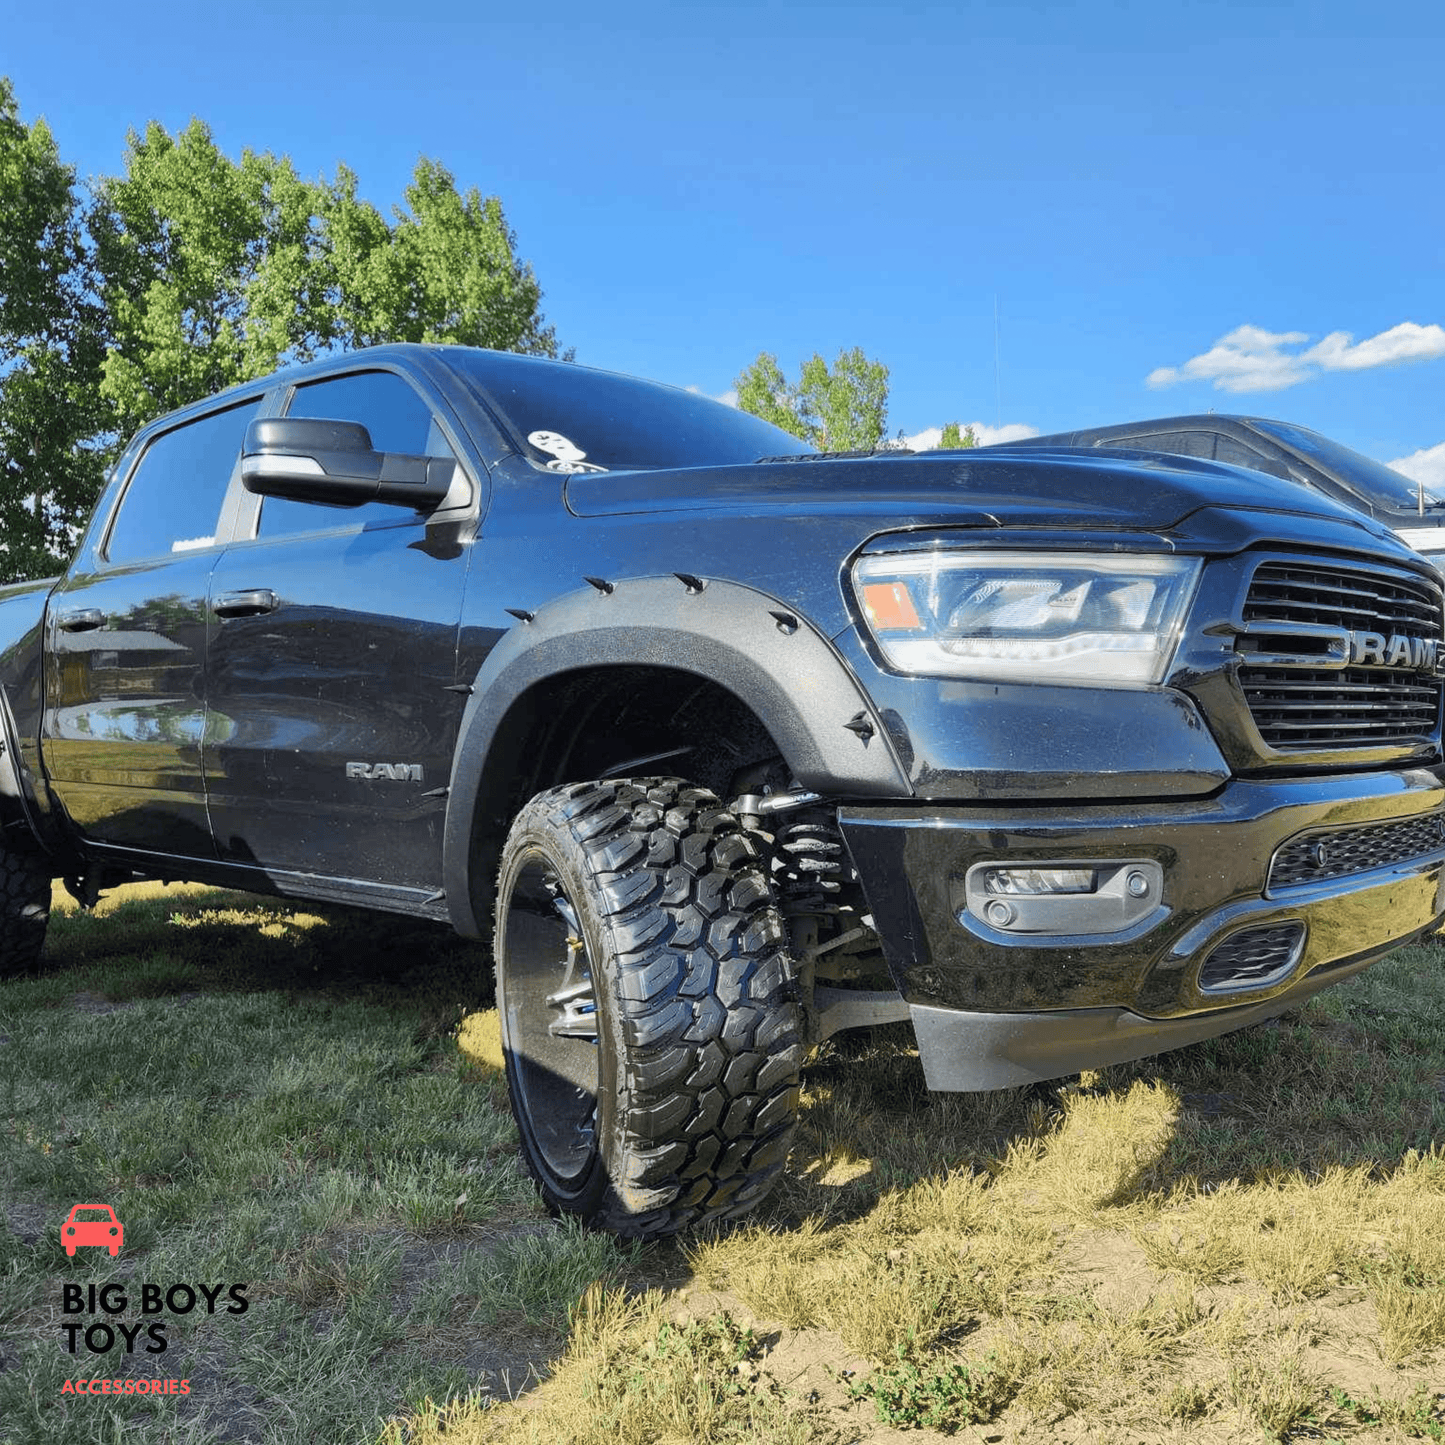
[500,850,601,1190]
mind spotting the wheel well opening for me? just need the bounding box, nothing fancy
[467,666,786,923]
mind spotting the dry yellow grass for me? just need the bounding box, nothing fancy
[381,944,1445,1444]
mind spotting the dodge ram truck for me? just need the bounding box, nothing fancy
[1,344,1441,1236]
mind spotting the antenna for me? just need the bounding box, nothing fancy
[993,295,1001,432]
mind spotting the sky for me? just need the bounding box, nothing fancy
[5,0,1444,482]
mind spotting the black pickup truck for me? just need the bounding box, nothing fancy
[2,345,1442,1235]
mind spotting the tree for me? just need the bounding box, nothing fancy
[89,119,334,440]
[0,78,108,578]
[324,158,560,357]
[0,83,563,582]
[935,422,978,449]
[735,346,889,452]
[90,126,563,443]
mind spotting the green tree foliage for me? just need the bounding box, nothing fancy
[324,158,559,356]
[0,79,108,578]
[735,346,890,452]
[91,124,561,443]
[89,119,334,439]
[0,78,562,581]
[935,421,978,449]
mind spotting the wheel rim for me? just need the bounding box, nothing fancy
[500,851,601,1190]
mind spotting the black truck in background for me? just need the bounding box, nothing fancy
[1,345,1442,1235]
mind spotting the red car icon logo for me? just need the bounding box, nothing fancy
[62,1203,123,1257]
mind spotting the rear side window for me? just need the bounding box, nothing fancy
[105,399,262,564]
[258,371,453,538]
[1104,431,1214,460]
[1212,435,1292,480]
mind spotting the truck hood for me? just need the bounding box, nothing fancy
[565,447,1390,537]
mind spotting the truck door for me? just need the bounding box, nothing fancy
[203,369,474,903]
[42,396,264,858]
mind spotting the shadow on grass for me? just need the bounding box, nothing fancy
[40,883,493,1040]
[729,936,1445,1244]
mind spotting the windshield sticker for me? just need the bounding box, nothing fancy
[528,430,587,463]
[527,430,608,474]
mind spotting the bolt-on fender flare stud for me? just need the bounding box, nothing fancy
[844,711,875,743]
[505,607,536,623]
[769,610,799,634]
[673,572,706,593]
[443,683,474,695]
[584,576,614,595]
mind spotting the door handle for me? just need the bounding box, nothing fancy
[213,589,279,619]
[56,608,105,632]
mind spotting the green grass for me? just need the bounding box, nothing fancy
[0,884,635,1445]
[6,884,1445,1444]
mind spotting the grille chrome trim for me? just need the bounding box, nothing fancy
[1237,559,1444,751]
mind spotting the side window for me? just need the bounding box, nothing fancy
[104,399,261,565]
[1213,435,1293,481]
[257,371,454,539]
[1103,431,1214,460]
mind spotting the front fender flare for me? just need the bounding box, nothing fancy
[441,575,910,937]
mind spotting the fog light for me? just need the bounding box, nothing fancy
[983,867,1096,896]
[962,859,1165,938]
[983,899,1016,928]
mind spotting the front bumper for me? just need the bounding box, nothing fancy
[838,765,1445,1090]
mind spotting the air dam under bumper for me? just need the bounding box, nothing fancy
[838,766,1445,1092]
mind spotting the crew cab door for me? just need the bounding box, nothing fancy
[203,369,474,901]
[42,395,265,858]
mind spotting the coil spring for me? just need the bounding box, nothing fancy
[773,812,846,915]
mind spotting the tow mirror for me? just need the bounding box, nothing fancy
[241,417,455,510]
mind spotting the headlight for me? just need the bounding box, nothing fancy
[853,550,1201,685]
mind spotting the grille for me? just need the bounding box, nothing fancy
[1270,814,1445,889]
[1240,561,1442,750]
[1198,922,1305,992]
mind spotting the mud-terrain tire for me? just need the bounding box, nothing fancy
[0,841,50,977]
[494,778,804,1237]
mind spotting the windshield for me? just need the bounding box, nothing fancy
[442,350,812,472]
[1245,418,1438,512]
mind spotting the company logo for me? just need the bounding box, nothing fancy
[1347,631,1439,670]
[345,761,423,781]
[61,1203,123,1258]
[58,1206,248,1371]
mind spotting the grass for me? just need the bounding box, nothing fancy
[3,882,1444,1443]
[400,933,1445,1445]
[0,883,637,1444]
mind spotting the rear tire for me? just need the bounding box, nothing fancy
[494,778,804,1237]
[0,841,50,978]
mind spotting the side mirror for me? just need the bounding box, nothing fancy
[241,417,455,510]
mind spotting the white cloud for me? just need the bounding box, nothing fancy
[1148,321,1445,394]
[1306,322,1445,372]
[901,421,1040,451]
[1146,325,1312,393]
[1388,440,1445,492]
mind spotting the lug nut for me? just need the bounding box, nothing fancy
[1125,869,1151,899]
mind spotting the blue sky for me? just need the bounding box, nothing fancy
[5,0,1444,480]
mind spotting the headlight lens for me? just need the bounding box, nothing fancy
[853,550,1201,685]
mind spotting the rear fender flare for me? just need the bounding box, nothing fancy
[441,575,909,937]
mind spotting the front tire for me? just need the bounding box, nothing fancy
[494,778,804,1237]
[0,840,50,978]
